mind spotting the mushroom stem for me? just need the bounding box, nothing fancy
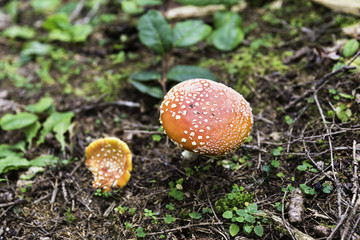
[181,150,199,161]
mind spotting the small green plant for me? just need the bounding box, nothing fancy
[285,115,294,125]
[222,203,265,237]
[270,147,283,156]
[136,227,146,238]
[115,205,129,214]
[144,208,159,223]
[299,184,316,195]
[166,203,175,210]
[189,212,202,219]
[169,178,184,201]
[335,104,352,123]
[297,161,318,173]
[133,9,215,98]
[215,184,254,213]
[94,189,113,198]
[65,208,76,222]
[164,214,176,224]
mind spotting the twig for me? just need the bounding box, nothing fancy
[146,222,224,236]
[74,100,141,114]
[206,189,229,240]
[341,140,359,240]
[314,94,343,220]
[69,0,86,22]
[327,205,350,240]
[256,130,262,169]
[50,178,58,205]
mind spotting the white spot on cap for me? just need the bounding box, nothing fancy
[181,138,187,143]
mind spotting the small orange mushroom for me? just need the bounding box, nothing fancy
[85,137,132,192]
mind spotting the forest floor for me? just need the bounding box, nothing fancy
[0,0,360,239]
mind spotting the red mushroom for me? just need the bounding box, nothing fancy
[160,79,253,156]
[85,137,132,192]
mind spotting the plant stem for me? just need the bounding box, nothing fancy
[161,54,169,94]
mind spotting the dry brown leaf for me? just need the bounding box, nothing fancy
[311,0,360,16]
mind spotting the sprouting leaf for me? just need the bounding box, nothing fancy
[243,224,253,234]
[167,65,216,82]
[173,20,212,47]
[0,112,38,131]
[121,0,144,14]
[37,111,74,150]
[29,155,59,167]
[164,214,176,223]
[254,224,264,237]
[3,25,36,39]
[212,11,244,51]
[129,80,164,98]
[130,71,162,81]
[0,154,29,174]
[71,24,93,42]
[285,115,294,125]
[21,41,52,57]
[25,97,54,114]
[31,0,60,13]
[23,121,41,148]
[52,112,74,151]
[343,39,359,58]
[335,105,352,123]
[189,212,202,219]
[43,13,70,31]
[229,223,240,237]
[137,10,173,54]
[175,0,222,6]
[222,211,233,219]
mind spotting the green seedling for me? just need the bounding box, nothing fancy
[133,9,215,98]
[222,202,265,237]
[169,178,184,201]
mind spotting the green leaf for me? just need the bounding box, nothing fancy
[212,11,243,51]
[339,92,354,99]
[212,25,244,51]
[247,203,258,214]
[52,112,74,151]
[130,71,161,81]
[229,223,240,237]
[137,10,173,54]
[71,24,93,42]
[214,11,242,29]
[5,0,18,20]
[0,155,29,174]
[168,65,216,82]
[297,165,307,171]
[122,0,144,14]
[175,0,222,6]
[254,224,264,237]
[43,13,71,31]
[173,20,212,47]
[285,115,294,125]
[37,111,74,149]
[31,0,60,13]
[136,227,146,237]
[48,29,71,42]
[335,105,352,123]
[222,211,233,219]
[164,214,176,223]
[343,39,359,57]
[243,224,253,234]
[3,25,36,39]
[29,155,59,167]
[26,97,54,113]
[23,121,41,148]
[136,0,162,6]
[0,113,38,131]
[189,212,202,219]
[21,41,52,57]
[20,166,45,180]
[299,184,316,195]
[129,80,164,98]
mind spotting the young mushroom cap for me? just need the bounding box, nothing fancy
[85,137,132,192]
[160,79,253,156]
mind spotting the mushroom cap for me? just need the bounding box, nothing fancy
[160,79,253,156]
[85,137,132,192]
